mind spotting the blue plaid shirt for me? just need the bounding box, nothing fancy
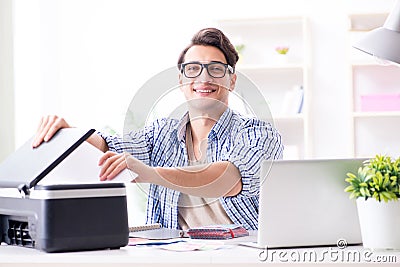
[100,108,283,230]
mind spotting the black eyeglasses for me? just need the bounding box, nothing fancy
[180,61,234,78]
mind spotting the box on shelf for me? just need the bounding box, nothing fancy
[360,94,400,112]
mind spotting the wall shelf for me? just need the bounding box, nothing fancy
[353,111,400,118]
[348,13,400,158]
[218,16,310,159]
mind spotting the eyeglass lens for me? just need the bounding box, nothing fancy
[183,62,228,78]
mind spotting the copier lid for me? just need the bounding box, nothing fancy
[0,128,95,189]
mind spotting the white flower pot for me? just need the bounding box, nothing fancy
[356,198,400,250]
[274,54,289,64]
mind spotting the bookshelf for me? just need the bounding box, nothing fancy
[347,13,400,158]
[218,17,311,159]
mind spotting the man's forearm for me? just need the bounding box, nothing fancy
[153,161,242,197]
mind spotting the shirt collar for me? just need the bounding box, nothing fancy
[176,112,190,143]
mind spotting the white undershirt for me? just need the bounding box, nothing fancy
[178,123,233,230]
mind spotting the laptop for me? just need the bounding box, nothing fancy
[253,158,366,248]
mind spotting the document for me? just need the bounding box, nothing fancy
[39,141,137,185]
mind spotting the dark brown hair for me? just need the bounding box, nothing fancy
[177,28,239,71]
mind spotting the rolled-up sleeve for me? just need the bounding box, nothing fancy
[228,120,283,197]
[96,122,158,166]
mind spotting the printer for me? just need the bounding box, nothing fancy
[0,129,129,252]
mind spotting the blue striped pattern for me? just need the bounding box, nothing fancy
[99,108,283,230]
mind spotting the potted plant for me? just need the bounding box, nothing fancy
[345,155,400,250]
[275,45,290,55]
[274,45,290,64]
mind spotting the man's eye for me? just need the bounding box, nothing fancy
[210,65,224,72]
[187,65,200,71]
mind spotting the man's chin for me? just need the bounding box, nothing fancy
[187,98,228,115]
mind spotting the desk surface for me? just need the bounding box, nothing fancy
[1,235,399,267]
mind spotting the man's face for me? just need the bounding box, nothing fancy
[179,45,236,111]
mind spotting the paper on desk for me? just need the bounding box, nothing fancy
[158,240,226,252]
[128,237,184,246]
[38,141,138,185]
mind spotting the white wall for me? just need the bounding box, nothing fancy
[0,0,15,162]
[12,0,397,150]
[8,0,398,224]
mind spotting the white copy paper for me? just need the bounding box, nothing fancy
[38,141,138,185]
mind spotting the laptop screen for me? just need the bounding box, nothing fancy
[257,158,365,248]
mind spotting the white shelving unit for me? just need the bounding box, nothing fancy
[348,13,400,158]
[218,17,311,159]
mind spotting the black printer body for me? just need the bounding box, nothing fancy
[0,129,129,252]
[0,183,128,252]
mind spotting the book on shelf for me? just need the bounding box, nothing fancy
[281,85,304,115]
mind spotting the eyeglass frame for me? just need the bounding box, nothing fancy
[179,61,235,79]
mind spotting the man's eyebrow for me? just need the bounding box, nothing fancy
[183,60,226,64]
[209,60,226,64]
[183,61,201,64]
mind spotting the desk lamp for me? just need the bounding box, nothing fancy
[353,0,400,65]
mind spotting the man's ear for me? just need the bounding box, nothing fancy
[178,73,184,92]
[229,73,237,92]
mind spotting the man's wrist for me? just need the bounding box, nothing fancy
[87,134,108,152]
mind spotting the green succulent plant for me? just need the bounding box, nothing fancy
[345,155,400,202]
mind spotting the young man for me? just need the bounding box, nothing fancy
[33,28,283,230]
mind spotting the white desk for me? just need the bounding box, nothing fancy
[1,236,399,267]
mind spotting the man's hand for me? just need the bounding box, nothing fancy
[98,151,129,181]
[32,115,108,152]
[32,115,70,148]
[98,151,154,181]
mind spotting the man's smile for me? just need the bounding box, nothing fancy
[193,85,218,95]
